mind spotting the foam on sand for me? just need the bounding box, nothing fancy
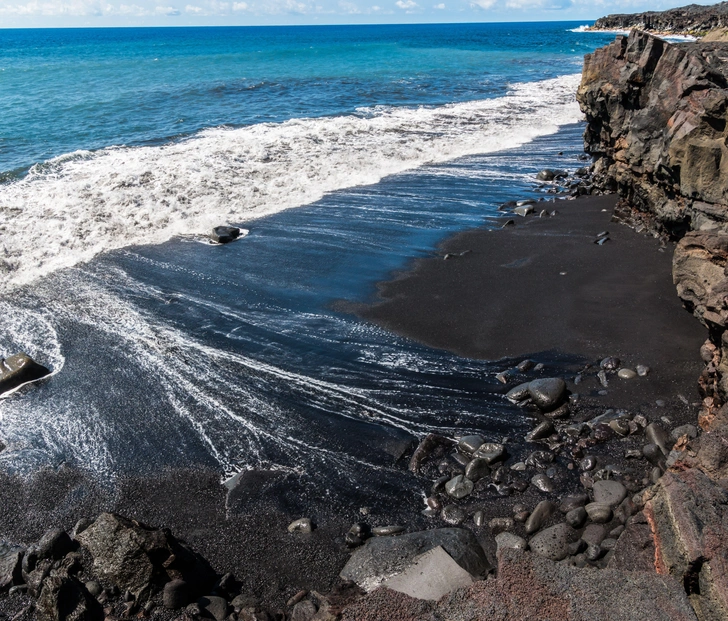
[0,73,582,294]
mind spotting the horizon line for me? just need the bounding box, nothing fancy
[0,17,599,30]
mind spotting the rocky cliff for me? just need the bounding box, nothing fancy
[591,2,728,35]
[578,31,728,620]
[577,31,728,238]
[577,30,728,405]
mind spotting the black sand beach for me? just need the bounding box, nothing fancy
[0,190,710,616]
[361,194,706,413]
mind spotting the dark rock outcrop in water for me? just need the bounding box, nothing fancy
[0,353,50,395]
[210,225,241,244]
[591,2,728,36]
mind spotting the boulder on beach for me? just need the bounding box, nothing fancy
[75,513,215,601]
[211,226,241,244]
[339,528,489,592]
[0,353,50,395]
[36,575,102,621]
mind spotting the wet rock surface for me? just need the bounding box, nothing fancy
[0,354,50,396]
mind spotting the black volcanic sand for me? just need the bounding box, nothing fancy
[360,194,706,414]
[0,194,712,616]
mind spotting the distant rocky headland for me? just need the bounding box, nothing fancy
[588,1,728,38]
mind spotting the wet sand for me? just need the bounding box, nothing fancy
[360,194,706,413]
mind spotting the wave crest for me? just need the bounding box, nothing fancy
[0,73,582,293]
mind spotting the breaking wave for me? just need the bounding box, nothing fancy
[0,73,582,293]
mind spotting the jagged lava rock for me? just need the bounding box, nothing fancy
[339,548,698,621]
[75,513,215,601]
[592,3,728,35]
[644,468,728,620]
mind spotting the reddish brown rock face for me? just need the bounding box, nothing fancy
[339,549,697,621]
[644,469,728,621]
[577,30,728,238]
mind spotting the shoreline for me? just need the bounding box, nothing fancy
[583,27,699,40]
[0,184,712,618]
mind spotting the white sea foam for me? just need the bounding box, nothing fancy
[0,73,582,294]
[575,26,698,42]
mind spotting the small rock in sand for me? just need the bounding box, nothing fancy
[288,518,313,533]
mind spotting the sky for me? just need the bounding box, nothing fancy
[0,0,721,28]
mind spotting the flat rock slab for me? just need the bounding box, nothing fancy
[340,528,489,592]
[340,548,697,621]
[383,546,475,601]
[592,480,627,507]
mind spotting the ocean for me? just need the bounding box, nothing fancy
[0,23,616,506]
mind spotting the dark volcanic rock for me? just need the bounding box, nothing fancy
[0,353,50,395]
[210,226,240,244]
[592,3,728,35]
[527,378,566,411]
[75,513,215,601]
[0,541,23,591]
[608,511,657,573]
[577,30,728,239]
[644,468,728,620]
[339,548,697,621]
[36,575,102,621]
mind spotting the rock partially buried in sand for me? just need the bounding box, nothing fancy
[592,480,627,507]
[529,523,578,561]
[457,435,485,455]
[525,420,554,442]
[210,226,241,244]
[618,368,637,379]
[0,353,50,396]
[0,542,24,591]
[287,518,313,533]
[527,378,566,410]
[36,575,101,621]
[445,475,474,499]
[495,532,528,553]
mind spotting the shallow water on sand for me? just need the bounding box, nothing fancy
[0,125,587,512]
